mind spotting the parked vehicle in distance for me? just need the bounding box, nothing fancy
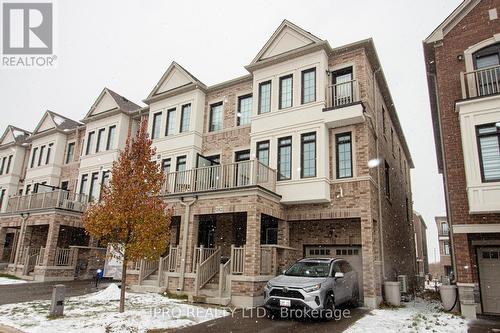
[264,258,359,319]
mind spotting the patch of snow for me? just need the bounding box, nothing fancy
[345,298,468,333]
[52,115,65,126]
[85,283,122,302]
[0,277,27,285]
[0,287,229,333]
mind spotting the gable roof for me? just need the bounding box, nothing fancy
[84,87,141,120]
[0,125,31,147]
[32,110,81,136]
[144,61,207,104]
[425,0,480,43]
[246,20,329,72]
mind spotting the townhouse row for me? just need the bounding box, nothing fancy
[0,20,416,308]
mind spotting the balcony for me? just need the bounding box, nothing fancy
[162,160,277,195]
[323,80,364,128]
[4,190,88,214]
[460,65,500,99]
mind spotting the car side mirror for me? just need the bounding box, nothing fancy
[334,272,344,279]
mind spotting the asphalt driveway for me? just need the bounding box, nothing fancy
[174,307,369,333]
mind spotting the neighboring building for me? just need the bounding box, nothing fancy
[424,0,500,317]
[0,20,416,309]
[435,216,453,279]
[413,211,429,279]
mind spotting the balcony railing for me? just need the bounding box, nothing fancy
[161,160,276,195]
[5,190,88,214]
[325,80,360,109]
[460,65,500,99]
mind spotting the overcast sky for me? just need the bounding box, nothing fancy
[0,0,461,262]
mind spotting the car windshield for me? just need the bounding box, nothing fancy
[284,261,330,277]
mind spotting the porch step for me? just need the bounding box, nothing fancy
[203,283,219,290]
[141,279,159,286]
[191,295,231,306]
[130,284,166,293]
[147,274,159,280]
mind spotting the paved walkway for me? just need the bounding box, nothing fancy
[174,307,369,333]
[0,279,113,305]
[468,315,500,333]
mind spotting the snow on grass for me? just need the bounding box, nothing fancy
[0,284,229,333]
[345,298,468,333]
[0,277,27,285]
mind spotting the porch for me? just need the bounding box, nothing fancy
[3,189,88,214]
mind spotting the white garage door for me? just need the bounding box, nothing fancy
[478,247,500,314]
[305,245,363,300]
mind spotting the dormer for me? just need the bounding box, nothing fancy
[0,125,30,149]
[82,87,140,123]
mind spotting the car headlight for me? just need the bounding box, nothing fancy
[303,283,321,293]
[266,281,274,289]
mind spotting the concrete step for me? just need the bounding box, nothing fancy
[191,294,230,306]
[147,274,159,280]
[130,285,166,293]
[198,288,219,297]
[203,283,219,290]
[141,280,158,286]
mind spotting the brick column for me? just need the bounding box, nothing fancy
[360,214,380,308]
[453,233,474,283]
[277,219,289,247]
[0,227,6,260]
[244,208,261,276]
[184,215,199,273]
[42,222,60,266]
[13,221,31,265]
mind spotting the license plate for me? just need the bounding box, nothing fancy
[279,299,291,307]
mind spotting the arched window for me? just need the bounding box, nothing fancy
[473,43,500,96]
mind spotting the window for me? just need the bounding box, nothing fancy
[391,128,394,154]
[0,156,5,175]
[89,172,99,202]
[301,132,316,178]
[151,112,162,139]
[86,131,95,155]
[180,104,191,133]
[79,174,88,194]
[384,160,391,198]
[96,128,106,153]
[473,43,500,96]
[0,189,5,212]
[279,74,293,109]
[101,170,110,188]
[30,147,38,168]
[257,141,270,166]
[176,155,187,172]
[25,184,31,195]
[331,67,353,106]
[38,145,45,166]
[442,222,449,235]
[260,215,278,245]
[443,241,450,255]
[5,155,12,174]
[65,142,75,164]
[166,108,176,136]
[209,102,223,132]
[235,150,250,162]
[45,143,53,164]
[258,81,271,114]
[106,125,116,150]
[237,94,252,126]
[476,123,500,182]
[278,136,292,181]
[301,68,316,104]
[60,181,69,191]
[336,133,353,179]
[161,158,171,173]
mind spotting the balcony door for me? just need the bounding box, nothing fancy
[474,43,500,96]
[331,67,353,106]
[235,150,250,187]
[195,154,220,191]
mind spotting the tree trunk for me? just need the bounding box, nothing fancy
[119,256,127,313]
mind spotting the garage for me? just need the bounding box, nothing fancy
[477,247,500,314]
[304,245,363,301]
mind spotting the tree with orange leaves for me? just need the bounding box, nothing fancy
[83,120,171,312]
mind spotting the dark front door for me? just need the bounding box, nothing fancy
[198,216,216,248]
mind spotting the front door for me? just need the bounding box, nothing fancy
[198,216,216,248]
[235,150,250,186]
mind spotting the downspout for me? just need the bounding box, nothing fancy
[372,67,387,280]
[430,72,457,283]
[178,195,197,291]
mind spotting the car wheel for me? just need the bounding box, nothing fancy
[321,294,335,321]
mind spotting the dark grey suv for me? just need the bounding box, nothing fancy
[264,258,359,318]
